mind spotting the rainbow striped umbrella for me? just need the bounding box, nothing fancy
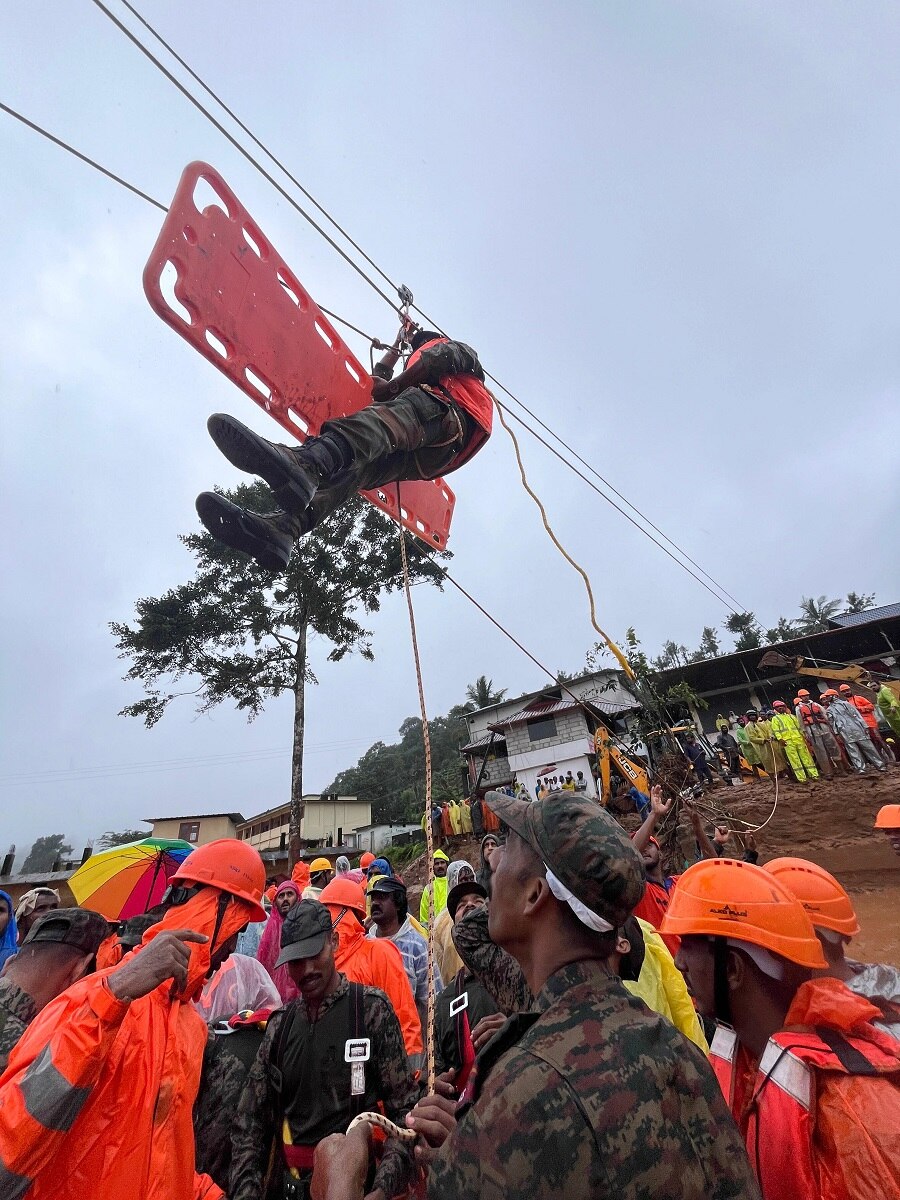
[69,838,194,920]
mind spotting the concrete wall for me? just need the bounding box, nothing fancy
[504,708,590,758]
[239,798,371,851]
[149,815,237,845]
[353,824,422,853]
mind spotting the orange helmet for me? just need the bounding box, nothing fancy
[661,859,826,969]
[171,839,266,922]
[821,689,839,699]
[838,684,852,694]
[772,700,787,709]
[797,689,810,698]
[764,858,859,937]
[319,875,366,916]
[875,804,900,830]
[359,852,376,870]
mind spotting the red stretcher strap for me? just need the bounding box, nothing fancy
[282,1143,316,1170]
[143,161,455,548]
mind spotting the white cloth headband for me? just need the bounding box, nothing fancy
[545,867,614,934]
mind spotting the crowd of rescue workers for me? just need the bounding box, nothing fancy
[1,782,899,1200]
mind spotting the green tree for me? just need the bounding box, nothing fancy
[112,482,447,865]
[690,626,721,662]
[96,829,151,849]
[651,640,690,670]
[765,617,798,644]
[797,595,842,634]
[22,834,73,873]
[845,591,876,614]
[724,611,763,651]
[464,675,507,711]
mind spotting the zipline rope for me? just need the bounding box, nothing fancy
[67,1,750,614]
[494,399,636,682]
[394,487,437,1095]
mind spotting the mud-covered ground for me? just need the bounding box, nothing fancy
[402,770,900,964]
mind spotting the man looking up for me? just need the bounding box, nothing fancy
[230,899,418,1200]
[0,908,110,1073]
[14,888,60,943]
[419,850,450,926]
[412,789,759,1199]
[664,858,900,1199]
[367,875,440,1037]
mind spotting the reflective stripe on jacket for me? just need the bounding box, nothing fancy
[770,712,804,742]
[712,979,900,1200]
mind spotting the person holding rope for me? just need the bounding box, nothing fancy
[195,325,494,571]
[230,899,418,1200]
[409,790,759,1199]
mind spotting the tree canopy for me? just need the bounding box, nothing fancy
[96,829,151,849]
[112,482,448,862]
[22,834,73,873]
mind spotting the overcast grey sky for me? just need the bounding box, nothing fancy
[2,1,898,861]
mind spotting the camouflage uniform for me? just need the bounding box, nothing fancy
[0,978,37,1075]
[428,790,761,1199]
[230,974,419,1200]
[426,960,761,1199]
[299,339,486,531]
[194,1023,266,1191]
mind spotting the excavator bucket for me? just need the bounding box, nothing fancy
[143,162,455,548]
[757,651,798,671]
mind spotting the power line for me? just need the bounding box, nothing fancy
[0,101,166,212]
[1,89,740,612]
[87,0,402,312]
[84,0,747,614]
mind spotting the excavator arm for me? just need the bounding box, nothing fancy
[594,725,650,803]
[757,652,900,701]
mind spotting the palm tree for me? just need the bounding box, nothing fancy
[797,595,842,634]
[465,675,507,710]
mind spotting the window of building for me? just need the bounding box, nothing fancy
[527,715,557,742]
[179,821,201,844]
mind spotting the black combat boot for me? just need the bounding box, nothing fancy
[206,414,346,517]
[195,492,314,571]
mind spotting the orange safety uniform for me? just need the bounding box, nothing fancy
[845,693,878,730]
[709,978,900,1200]
[321,887,423,1068]
[0,887,258,1200]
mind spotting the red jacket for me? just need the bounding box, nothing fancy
[710,978,900,1199]
[407,338,493,468]
[0,889,257,1200]
[846,695,878,730]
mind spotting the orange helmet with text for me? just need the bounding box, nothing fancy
[764,857,860,937]
[661,858,826,968]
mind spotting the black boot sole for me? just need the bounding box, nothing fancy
[195,492,293,571]
[207,414,318,516]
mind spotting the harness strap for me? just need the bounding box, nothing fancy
[348,982,367,1120]
[815,1026,881,1075]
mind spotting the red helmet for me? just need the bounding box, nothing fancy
[773,700,787,710]
[171,839,266,922]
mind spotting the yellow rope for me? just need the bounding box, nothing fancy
[494,399,636,682]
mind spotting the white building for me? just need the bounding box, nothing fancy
[349,822,424,854]
[460,672,642,800]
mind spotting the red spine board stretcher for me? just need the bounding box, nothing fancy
[143,161,455,548]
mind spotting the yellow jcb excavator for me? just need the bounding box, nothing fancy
[593,725,650,803]
[758,651,900,702]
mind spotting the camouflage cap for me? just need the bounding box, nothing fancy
[484,789,644,929]
[21,907,110,957]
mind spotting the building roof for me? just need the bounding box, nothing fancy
[501,698,582,726]
[459,729,507,753]
[0,869,77,887]
[236,795,363,827]
[830,602,900,628]
[144,812,245,824]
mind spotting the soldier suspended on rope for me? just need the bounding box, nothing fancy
[195,319,495,570]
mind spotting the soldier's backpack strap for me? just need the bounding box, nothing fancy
[347,982,368,1120]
